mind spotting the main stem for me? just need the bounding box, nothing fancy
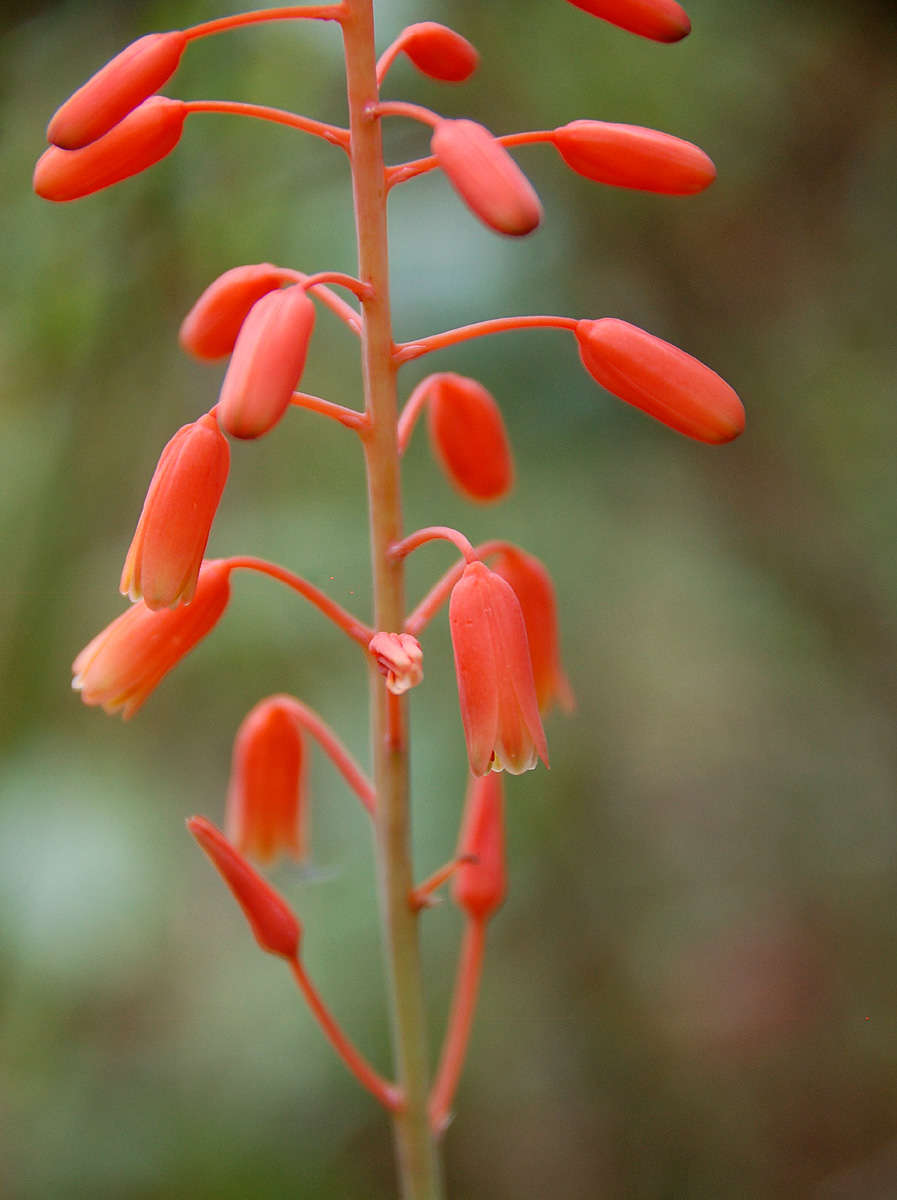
[342,4,444,1197]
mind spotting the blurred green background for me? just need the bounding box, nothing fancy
[3,0,897,1196]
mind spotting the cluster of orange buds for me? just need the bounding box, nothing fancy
[38,0,743,1153]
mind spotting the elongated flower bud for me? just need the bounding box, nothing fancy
[73,559,231,718]
[217,286,316,439]
[491,548,574,715]
[179,264,287,361]
[453,773,506,922]
[553,121,715,195]
[47,31,188,150]
[187,816,301,959]
[34,96,186,202]
[120,412,230,610]
[400,22,479,83]
[450,561,548,776]
[431,119,542,237]
[427,374,513,502]
[566,0,691,42]
[576,318,744,444]
[226,697,307,865]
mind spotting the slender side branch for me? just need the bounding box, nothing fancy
[397,374,440,454]
[375,34,408,87]
[409,857,475,912]
[395,315,579,365]
[369,100,440,128]
[183,100,350,148]
[288,956,401,1110]
[390,526,476,565]
[387,130,553,189]
[300,270,374,300]
[429,918,488,1134]
[281,269,362,335]
[225,556,372,645]
[279,695,376,814]
[290,391,368,431]
[186,5,347,40]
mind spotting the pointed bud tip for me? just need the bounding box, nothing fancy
[567,0,691,42]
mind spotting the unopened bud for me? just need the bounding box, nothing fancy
[576,318,744,444]
[217,286,316,439]
[180,264,287,361]
[400,22,479,83]
[431,119,542,237]
[427,373,513,502]
[566,0,691,43]
[187,816,302,960]
[34,96,187,202]
[47,31,188,150]
[553,121,715,195]
[453,773,506,922]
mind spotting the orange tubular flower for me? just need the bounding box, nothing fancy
[452,773,507,922]
[226,697,308,865]
[427,373,514,503]
[431,119,542,238]
[566,0,691,42]
[217,285,316,439]
[179,264,287,361]
[400,23,479,83]
[449,561,548,776]
[187,816,302,960]
[120,412,230,610]
[72,559,231,718]
[47,31,189,150]
[369,632,424,695]
[490,547,574,715]
[576,318,745,444]
[553,121,716,195]
[33,97,187,202]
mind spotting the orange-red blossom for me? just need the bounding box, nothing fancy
[449,561,548,776]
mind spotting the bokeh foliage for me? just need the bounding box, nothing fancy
[2,0,897,1196]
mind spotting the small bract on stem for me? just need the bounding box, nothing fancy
[37,1,742,1196]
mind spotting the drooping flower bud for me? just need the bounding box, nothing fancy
[566,0,691,43]
[431,119,542,237]
[427,373,514,503]
[449,561,548,776]
[453,773,506,922]
[179,264,287,361]
[33,96,187,203]
[120,412,230,611]
[187,816,302,960]
[553,121,716,194]
[226,697,308,865]
[217,286,316,439]
[369,633,424,695]
[47,31,188,150]
[576,318,745,444]
[400,22,479,83]
[491,547,574,715]
[72,559,231,718]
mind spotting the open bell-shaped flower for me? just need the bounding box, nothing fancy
[449,561,548,776]
[187,816,302,960]
[490,547,574,715]
[427,373,514,503]
[399,22,479,83]
[452,773,507,923]
[217,285,316,439]
[431,119,542,237]
[576,318,745,444]
[553,121,716,195]
[226,697,308,865]
[566,0,691,43]
[120,411,230,610]
[47,31,188,150]
[34,96,187,202]
[72,559,231,718]
[179,264,287,361]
